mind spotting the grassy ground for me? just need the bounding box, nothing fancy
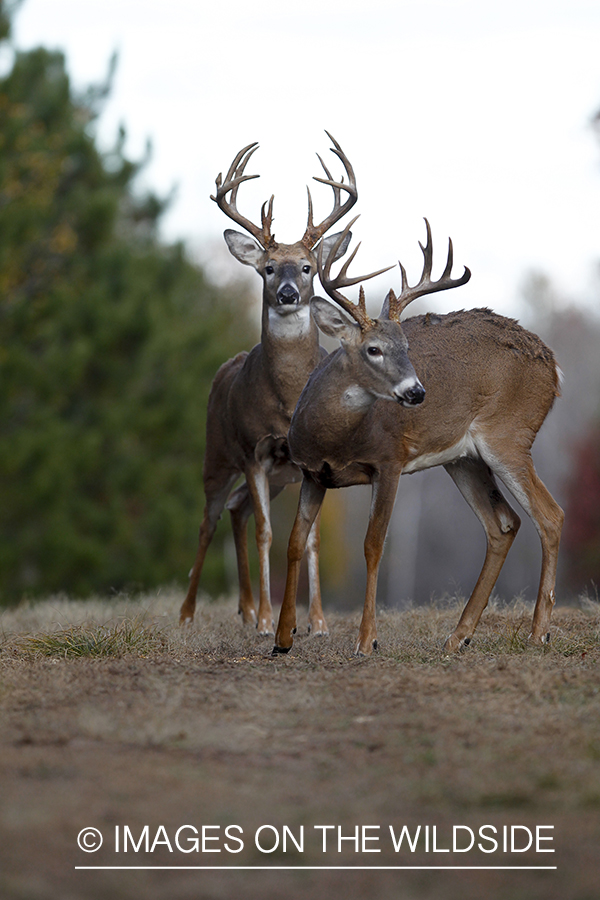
[0,591,599,899]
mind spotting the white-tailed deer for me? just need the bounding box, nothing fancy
[179,135,388,634]
[273,219,563,655]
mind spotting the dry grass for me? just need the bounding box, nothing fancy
[0,591,599,900]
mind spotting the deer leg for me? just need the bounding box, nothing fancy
[245,463,276,636]
[227,482,285,626]
[273,478,327,654]
[442,457,521,652]
[179,473,239,625]
[356,469,401,657]
[483,453,563,645]
[226,484,257,626]
[306,510,329,637]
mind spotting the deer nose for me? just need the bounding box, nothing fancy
[394,378,425,406]
[402,384,426,406]
[277,284,300,305]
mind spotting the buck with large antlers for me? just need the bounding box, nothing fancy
[273,219,563,656]
[179,134,383,634]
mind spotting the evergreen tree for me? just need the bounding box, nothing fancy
[0,3,255,602]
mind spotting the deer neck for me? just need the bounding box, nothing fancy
[290,350,378,467]
[259,302,322,413]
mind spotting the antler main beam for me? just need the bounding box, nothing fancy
[318,216,395,330]
[211,142,277,250]
[396,218,471,315]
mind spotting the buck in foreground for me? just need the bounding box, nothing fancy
[273,220,563,656]
[179,135,386,635]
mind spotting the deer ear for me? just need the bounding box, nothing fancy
[379,290,395,320]
[223,229,265,269]
[310,297,359,341]
[317,230,352,265]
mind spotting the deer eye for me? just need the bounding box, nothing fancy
[367,346,383,357]
[265,265,274,275]
[302,265,311,274]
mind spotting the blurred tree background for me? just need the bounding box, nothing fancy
[0,0,255,604]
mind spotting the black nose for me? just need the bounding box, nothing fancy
[277,285,300,305]
[404,385,426,406]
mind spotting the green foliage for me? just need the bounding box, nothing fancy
[0,21,255,603]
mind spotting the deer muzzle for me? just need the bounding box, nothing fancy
[277,284,301,305]
[394,378,426,407]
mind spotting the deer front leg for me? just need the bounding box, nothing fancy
[306,511,329,637]
[273,478,327,654]
[356,469,401,656]
[226,484,257,626]
[245,463,275,636]
[227,482,286,627]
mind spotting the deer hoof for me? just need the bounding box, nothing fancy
[271,644,291,656]
[527,630,551,646]
[308,619,329,637]
[443,632,470,653]
[239,608,258,626]
[354,638,377,657]
[257,620,275,637]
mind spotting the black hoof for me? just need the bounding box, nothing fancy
[463,637,471,646]
[271,645,291,656]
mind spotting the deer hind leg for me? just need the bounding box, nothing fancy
[227,482,285,627]
[482,452,563,645]
[179,472,239,625]
[273,478,327,654]
[356,468,401,657]
[443,457,521,653]
[306,511,329,637]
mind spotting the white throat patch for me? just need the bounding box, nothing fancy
[267,305,312,339]
[341,384,374,410]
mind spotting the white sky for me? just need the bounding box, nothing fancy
[11,0,600,316]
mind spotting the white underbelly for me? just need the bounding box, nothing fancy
[402,429,479,474]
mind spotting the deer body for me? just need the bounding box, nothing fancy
[291,309,558,483]
[179,136,371,635]
[274,225,563,656]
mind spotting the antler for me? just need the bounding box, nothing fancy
[390,218,471,320]
[211,142,277,250]
[317,216,395,331]
[302,132,358,249]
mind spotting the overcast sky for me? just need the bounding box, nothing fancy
[10,0,600,316]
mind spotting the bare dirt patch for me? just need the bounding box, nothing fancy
[1,592,599,899]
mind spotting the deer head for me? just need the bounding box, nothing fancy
[212,133,359,320]
[311,217,471,407]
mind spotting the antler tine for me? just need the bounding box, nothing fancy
[302,132,358,249]
[211,142,277,249]
[223,141,259,187]
[396,218,471,315]
[317,217,395,331]
[213,142,259,203]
